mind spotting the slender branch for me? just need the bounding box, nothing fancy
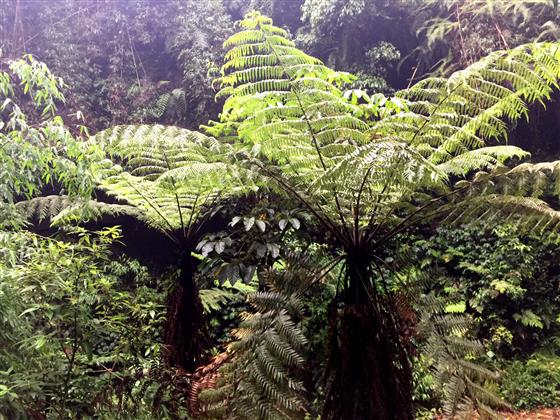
[24,6,92,46]
[126,26,141,88]
[456,3,468,65]
[406,63,419,89]
[493,20,510,50]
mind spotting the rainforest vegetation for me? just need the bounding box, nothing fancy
[4,1,560,419]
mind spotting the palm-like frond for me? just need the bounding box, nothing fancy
[209,12,366,173]
[417,294,510,419]
[15,195,139,226]
[442,161,560,231]
[382,43,560,168]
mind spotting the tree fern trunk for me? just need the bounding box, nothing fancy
[163,249,209,371]
[322,259,413,420]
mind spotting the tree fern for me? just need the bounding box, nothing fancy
[86,123,260,370]
[210,12,560,420]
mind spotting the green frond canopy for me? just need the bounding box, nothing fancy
[211,12,560,237]
[90,124,258,239]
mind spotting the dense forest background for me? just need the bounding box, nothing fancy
[4,1,560,419]
[1,0,558,135]
[4,0,560,158]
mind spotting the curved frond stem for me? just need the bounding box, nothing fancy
[120,175,179,244]
[162,148,185,235]
[371,254,408,292]
[301,255,345,295]
[363,152,425,242]
[354,167,373,245]
[370,257,390,298]
[409,83,461,147]
[370,187,465,248]
[185,192,201,241]
[267,43,353,241]
[255,161,349,247]
[191,192,222,241]
[365,178,396,242]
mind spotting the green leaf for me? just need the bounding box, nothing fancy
[19,307,40,317]
[244,217,255,231]
[255,220,266,232]
[514,310,544,329]
[444,301,466,313]
[35,336,46,349]
[215,241,226,254]
[289,218,300,230]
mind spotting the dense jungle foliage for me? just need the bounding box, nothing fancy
[4,1,560,419]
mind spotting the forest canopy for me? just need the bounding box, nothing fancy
[3,1,560,419]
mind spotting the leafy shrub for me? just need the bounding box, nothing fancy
[416,224,560,355]
[0,228,167,418]
[500,353,560,410]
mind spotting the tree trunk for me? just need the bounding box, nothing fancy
[322,259,413,420]
[163,249,209,371]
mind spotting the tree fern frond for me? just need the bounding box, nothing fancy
[383,43,560,172]
[416,293,509,419]
[436,146,529,176]
[15,195,139,226]
[196,252,314,419]
[441,161,560,233]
